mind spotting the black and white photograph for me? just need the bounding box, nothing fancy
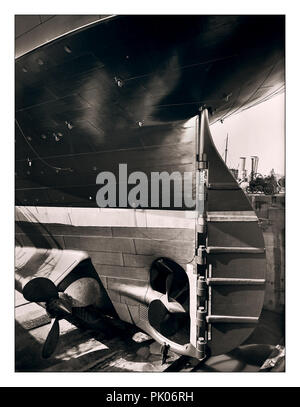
[14,13,285,375]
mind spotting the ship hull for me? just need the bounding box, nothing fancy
[14,15,282,363]
[15,15,284,208]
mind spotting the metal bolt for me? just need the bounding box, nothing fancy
[64,45,72,54]
[65,121,73,130]
[114,77,124,88]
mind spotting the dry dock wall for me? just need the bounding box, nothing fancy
[249,194,285,314]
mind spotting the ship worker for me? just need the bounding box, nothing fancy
[160,342,170,365]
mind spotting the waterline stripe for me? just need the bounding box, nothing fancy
[207,211,257,222]
[15,206,196,229]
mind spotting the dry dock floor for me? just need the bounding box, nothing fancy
[15,290,284,372]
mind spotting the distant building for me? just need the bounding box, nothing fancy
[238,157,247,180]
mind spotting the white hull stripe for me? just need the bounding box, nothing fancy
[15,206,196,229]
[207,211,258,222]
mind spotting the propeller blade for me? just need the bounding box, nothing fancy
[157,258,188,302]
[161,295,186,314]
[157,258,174,302]
[23,277,58,303]
[42,317,60,359]
[148,299,185,337]
[165,272,173,302]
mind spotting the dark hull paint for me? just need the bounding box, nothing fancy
[15,15,284,208]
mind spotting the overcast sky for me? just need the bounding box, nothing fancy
[211,92,285,176]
